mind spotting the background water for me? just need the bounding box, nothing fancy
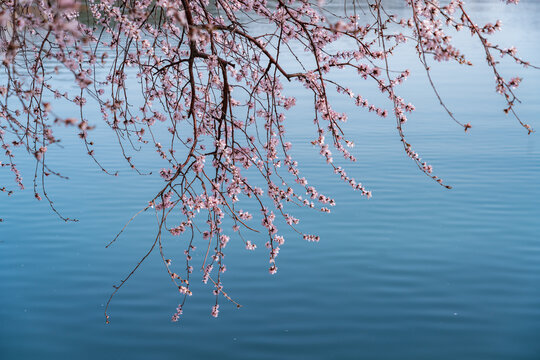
[2,1,540,359]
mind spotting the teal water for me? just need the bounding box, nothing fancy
[1,1,540,359]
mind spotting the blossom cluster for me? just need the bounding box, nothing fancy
[0,0,534,320]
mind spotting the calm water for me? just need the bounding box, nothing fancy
[2,1,540,359]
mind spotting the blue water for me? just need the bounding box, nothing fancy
[1,1,540,359]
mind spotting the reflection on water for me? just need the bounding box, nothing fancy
[1,1,540,359]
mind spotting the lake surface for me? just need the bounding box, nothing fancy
[1,1,540,359]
